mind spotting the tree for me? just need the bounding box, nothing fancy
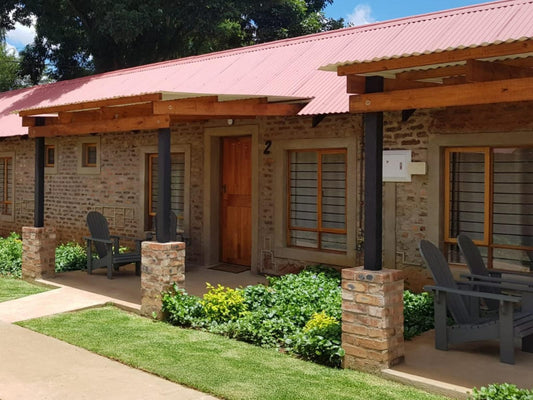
[0,41,21,91]
[5,0,343,82]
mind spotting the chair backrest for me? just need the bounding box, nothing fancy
[86,211,111,258]
[154,211,178,242]
[457,233,489,276]
[419,240,472,324]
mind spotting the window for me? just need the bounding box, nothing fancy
[0,156,13,217]
[445,146,533,272]
[147,153,185,231]
[82,143,97,167]
[287,149,347,252]
[45,145,55,167]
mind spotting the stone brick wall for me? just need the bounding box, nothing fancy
[21,226,56,280]
[0,123,204,265]
[4,101,532,281]
[342,267,404,371]
[383,101,533,290]
[140,241,185,317]
[257,114,364,275]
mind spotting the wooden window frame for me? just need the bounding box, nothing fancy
[45,145,55,167]
[444,145,533,269]
[287,148,347,253]
[0,156,13,217]
[82,143,97,167]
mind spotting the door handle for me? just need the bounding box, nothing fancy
[222,184,227,193]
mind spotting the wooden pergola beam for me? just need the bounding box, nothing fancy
[337,39,533,76]
[395,65,466,81]
[153,97,304,116]
[22,116,60,127]
[349,76,533,113]
[19,93,163,117]
[465,59,533,82]
[28,115,170,137]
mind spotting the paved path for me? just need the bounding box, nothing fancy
[0,285,217,400]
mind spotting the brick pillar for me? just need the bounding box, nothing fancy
[22,226,56,280]
[342,267,404,371]
[141,241,185,318]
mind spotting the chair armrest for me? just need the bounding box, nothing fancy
[460,273,533,291]
[491,268,532,278]
[110,234,144,243]
[83,236,113,245]
[424,285,521,303]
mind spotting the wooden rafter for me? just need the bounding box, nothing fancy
[28,115,171,138]
[465,59,533,82]
[349,76,533,113]
[384,78,440,91]
[153,97,304,116]
[337,39,533,76]
[19,93,163,117]
[395,65,467,81]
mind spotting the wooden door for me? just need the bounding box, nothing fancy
[221,136,252,266]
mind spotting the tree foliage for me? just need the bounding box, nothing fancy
[0,41,22,91]
[5,0,343,82]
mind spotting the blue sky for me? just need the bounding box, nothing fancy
[324,1,485,25]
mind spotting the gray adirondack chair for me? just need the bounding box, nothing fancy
[457,233,533,284]
[457,233,533,311]
[146,211,181,242]
[85,211,142,279]
[419,239,533,364]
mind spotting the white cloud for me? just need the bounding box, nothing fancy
[6,19,36,50]
[4,42,19,57]
[348,4,376,26]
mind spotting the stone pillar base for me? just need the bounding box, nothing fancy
[22,226,56,280]
[141,241,185,318]
[341,267,404,371]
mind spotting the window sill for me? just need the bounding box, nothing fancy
[274,246,356,267]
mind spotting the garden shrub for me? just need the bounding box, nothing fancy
[201,283,246,323]
[470,383,533,400]
[161,267,438,367]
[0,233,22,278]
[288,311,345,367]
[161,287,205,327]
[162,265,343,367]
[403,290,434,340]
[55,242,87,272]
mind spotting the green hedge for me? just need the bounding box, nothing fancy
[471,383,533,400]
[163,266,344,367]
[403,290,434,340]
[0,233,23,278]
[0,233,87,276]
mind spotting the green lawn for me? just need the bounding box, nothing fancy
[19,307,444,400]
[0,277,50,302]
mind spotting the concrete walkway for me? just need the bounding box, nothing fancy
[0,321,216,400]
[0,284,217,400]
[0,282,139,323]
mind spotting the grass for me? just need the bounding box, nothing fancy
[19,306,444,400]
[0,277,50,302]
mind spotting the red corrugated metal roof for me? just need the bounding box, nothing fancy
[1,0,532,137]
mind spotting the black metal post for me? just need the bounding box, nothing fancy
[34,136,45,228]
[363,76,384,271]
[157,128,171,242]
